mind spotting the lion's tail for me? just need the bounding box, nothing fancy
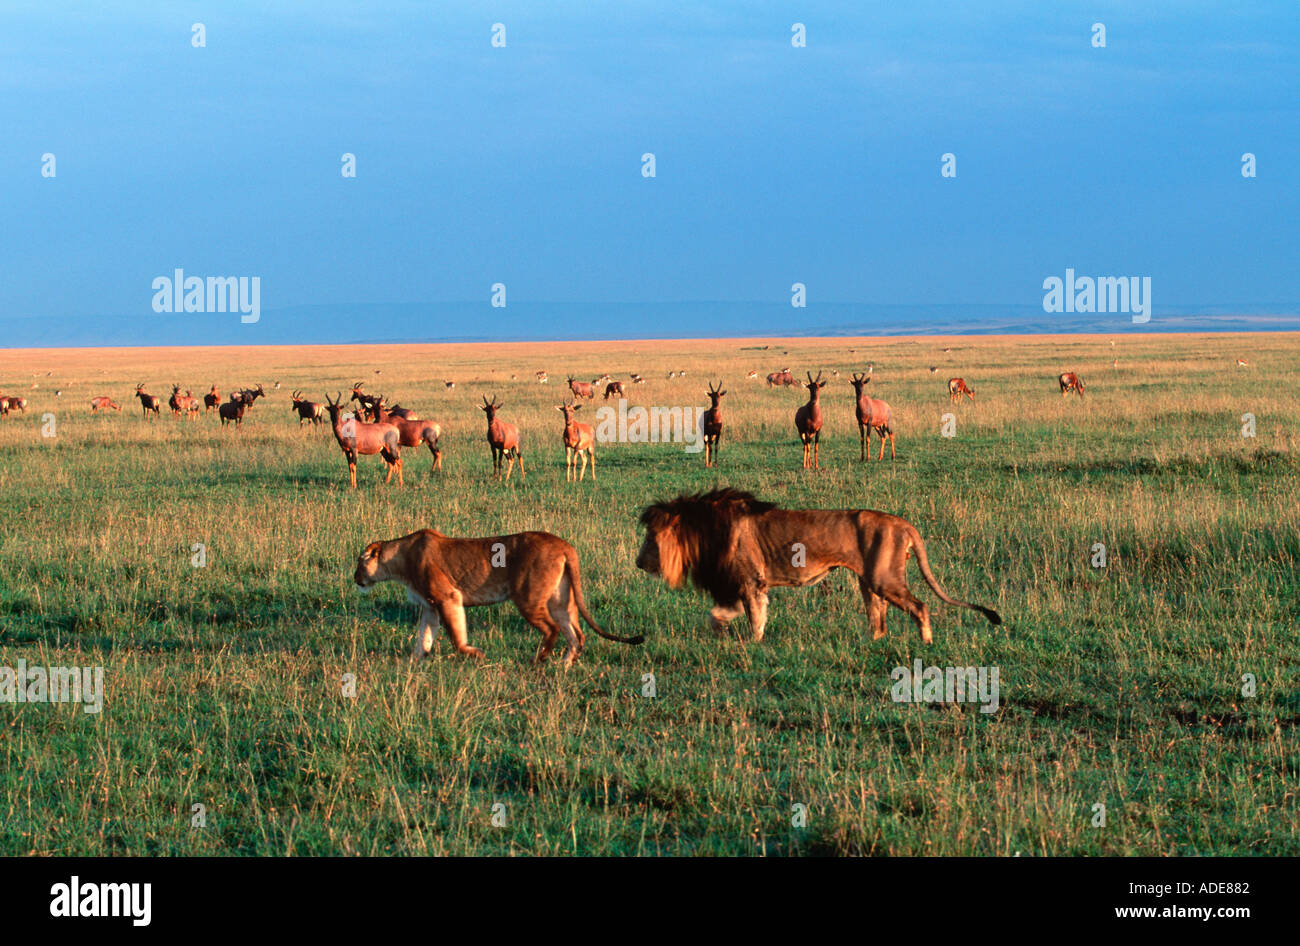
[565,548,645,645]
[907,525,1002,626]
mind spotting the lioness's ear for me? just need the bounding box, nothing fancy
[362,542,382,559]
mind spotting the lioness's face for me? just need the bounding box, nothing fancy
[354,542,385,592]
[635,531,660,576]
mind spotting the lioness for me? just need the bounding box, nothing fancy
[636,488,1001,643]
[354,529,644,666]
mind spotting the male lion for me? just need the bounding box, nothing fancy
[354,529,644,666]
[636,489,1001,643]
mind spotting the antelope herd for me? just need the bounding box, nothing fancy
[4,357,1115,488]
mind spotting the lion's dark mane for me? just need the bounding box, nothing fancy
[639,488,777,605]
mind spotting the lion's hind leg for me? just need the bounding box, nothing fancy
[858,581,888,639]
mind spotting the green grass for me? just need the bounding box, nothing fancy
[0,332,1297,855]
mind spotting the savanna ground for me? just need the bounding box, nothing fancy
[0,332,1296,856]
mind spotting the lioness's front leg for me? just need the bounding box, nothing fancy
[412,606,440,659]
[438,597,484,658]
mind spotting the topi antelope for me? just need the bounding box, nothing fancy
[134,384,161,419]
[390,413,443,473]
[350,381,382,413]
[948,378,974,403]
[702,381,725,468]
[325,392,403,488]
[767,368,795,388]
[567,377,595,400]
[90,396,121,413]
[290,390,326,426]
[794,371,827,469]
[1058,372,1085,397]
[218,394,247,428]
[238,383,266,409]
[5,395,29,414]
[203,385,220,414]
[603,381,625,399]
[851,372,895,461]
[482,395,525,481]
[557,400,596,482]
[168,385,185,418]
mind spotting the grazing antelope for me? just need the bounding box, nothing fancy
[386,413,443,472]
[767,368,796,388]
[203,385,220,413]
[385,404,419,420]
[5,395,29,414]
[0,397,9,416]
[557,400,596,482]
[948,378,974,403]
[567,377,595,400]
[325,392,403,488]
[794,371,827,469]
[482,395,525,481]
[603,381,625,399]
[290,390,326,426]
[536,370,549,384]
[1059,372,1085,397]
[702,381,725,468]
[667,371,677,380]
[134,384,161,418]
[1236,358,1250,368]
[630,373,645,384]
[851,372,895,461]
[928,366,938,374]
[218,394,247,428]
[90,396,121,413]
[444,381,456,391]
[745,370,758,380]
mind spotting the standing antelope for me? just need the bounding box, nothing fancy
[567,377,595,400]
[290,390,326,426]
[168,385,186,417]
[481,395,524,481]
[390,414,444,473]
[90,396,121,413]
[851,372,895,461]
[948,378,974,403]
[181,389,200,418]
[557,400,595,482]
[794,371,826,469]
[134,384,161,418]
[350,381,382,414]
[238,383,266,409]
[203,385,220,413]
[536,370,549,384]
[702,381,725,468]
[324,392,403,488]
[5,395,29,414]
[218,394,247,428]
[1059,372,1085,397]
[603,381,625,399]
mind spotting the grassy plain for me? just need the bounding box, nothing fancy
[0,332,1296,855]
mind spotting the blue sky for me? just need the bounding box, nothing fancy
[1,1,1297,345]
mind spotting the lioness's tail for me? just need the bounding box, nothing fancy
[907,525,1002,625]
[565,548,645,644]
